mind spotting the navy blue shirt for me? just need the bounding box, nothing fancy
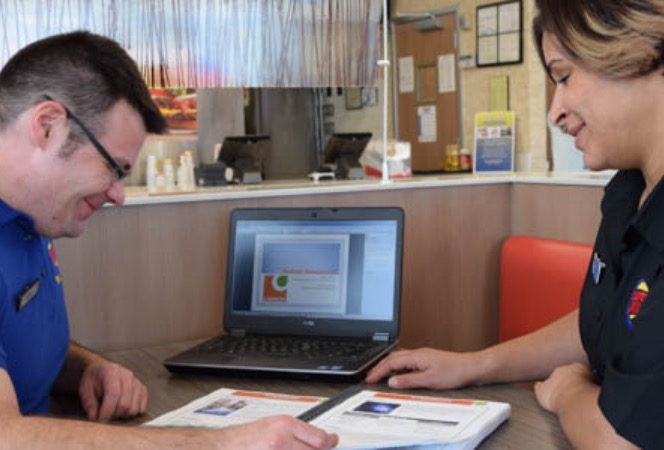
[0,198,69,415]
[580,169,664,449]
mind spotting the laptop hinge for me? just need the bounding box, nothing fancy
[230,330,246,337]
[372,333,390,342]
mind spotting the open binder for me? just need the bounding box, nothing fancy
[147,384,510,449]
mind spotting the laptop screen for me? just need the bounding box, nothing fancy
[224,208,403,338]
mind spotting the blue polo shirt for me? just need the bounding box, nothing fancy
[0,198,69,415]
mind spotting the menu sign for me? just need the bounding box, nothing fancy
[150,88,197,133]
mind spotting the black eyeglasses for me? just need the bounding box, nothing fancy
[42,94,130,181]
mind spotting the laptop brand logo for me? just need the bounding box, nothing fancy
[302,320,316,327]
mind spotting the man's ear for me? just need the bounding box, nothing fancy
[28,99,69,151]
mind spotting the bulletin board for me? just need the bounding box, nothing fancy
[476,0,522,67]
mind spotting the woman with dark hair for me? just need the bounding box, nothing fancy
[368,1,664,448]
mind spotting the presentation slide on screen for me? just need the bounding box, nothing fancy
[251,234,349,314]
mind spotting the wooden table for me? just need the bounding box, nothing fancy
[57,341,571,449]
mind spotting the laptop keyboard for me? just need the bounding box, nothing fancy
[198,335,384,362]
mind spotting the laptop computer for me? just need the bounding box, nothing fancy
[164,206,404,379]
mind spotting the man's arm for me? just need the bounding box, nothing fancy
[1,370,337,450]
[52,341,147,421]
[535,363,638,450]
[51,341,105,394]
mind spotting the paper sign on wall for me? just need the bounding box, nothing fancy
[489,75,509,111]
[418,106,437,143]
[398,56,415,93]
[437,54,456,94]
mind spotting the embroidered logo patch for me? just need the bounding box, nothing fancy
[47,241,63,284]
[625,279,649,330]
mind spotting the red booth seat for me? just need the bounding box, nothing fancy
[499,236,593,342]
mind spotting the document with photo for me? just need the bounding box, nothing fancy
[146,388,327,429]
[306,389,511,450]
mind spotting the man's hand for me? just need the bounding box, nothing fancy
[365,348,477,390]
[218,415,338,450]
[78,359,148,422]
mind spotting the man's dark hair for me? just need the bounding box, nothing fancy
[0,31,166,138]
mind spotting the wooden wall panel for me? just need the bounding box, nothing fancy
[394,13,460,172]
[55,185,511,353]
[511,184,603,244]
[55,182,605,354]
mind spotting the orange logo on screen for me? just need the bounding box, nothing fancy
[263,275,288,302]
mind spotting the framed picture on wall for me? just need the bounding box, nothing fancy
[476,0,522,67]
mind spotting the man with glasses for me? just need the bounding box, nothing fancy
[0,31,337,449]
[42,94,132,182]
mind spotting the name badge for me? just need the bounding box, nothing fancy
[15,278,40,311]
[592,252,606,285]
